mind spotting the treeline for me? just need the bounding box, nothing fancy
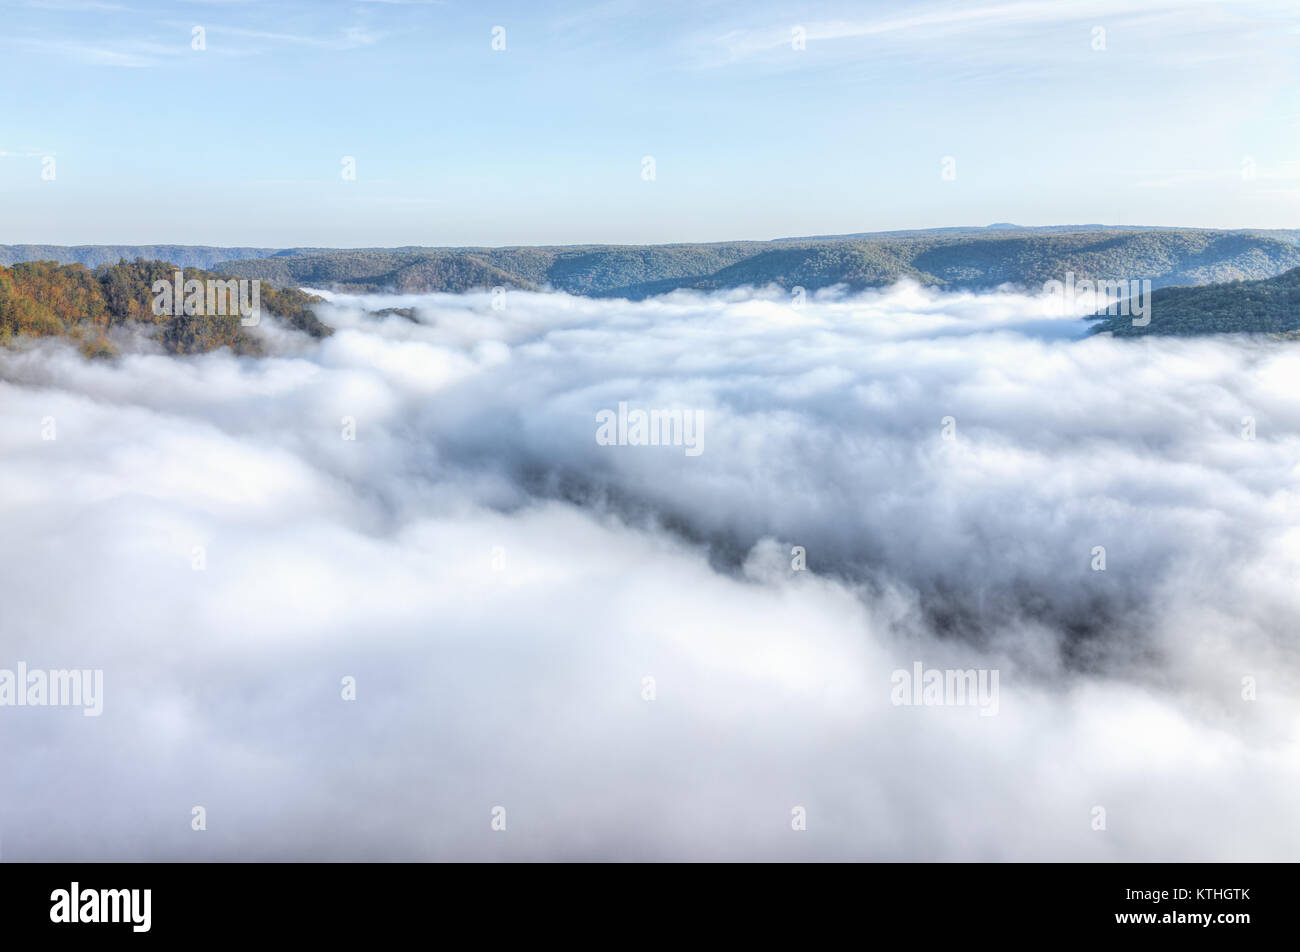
[6,229,1299,301]
[0,245,279,269]
[1091,265,1300,337]
[210,230,1300,298]
[0,259,331,357]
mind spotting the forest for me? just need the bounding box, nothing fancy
[0,259,330,357]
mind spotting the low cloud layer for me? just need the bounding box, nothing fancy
[1,282,1297,860]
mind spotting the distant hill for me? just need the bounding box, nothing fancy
[0,245,280,270]
[5,227,1299,299]
[220,249,542,295]
[1090,266,1300,337]
[208,229,1300,298]
[773,224,1300,243]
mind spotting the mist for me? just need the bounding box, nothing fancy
[1,282,1296,860]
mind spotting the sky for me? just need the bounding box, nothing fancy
[0,0,1298,246]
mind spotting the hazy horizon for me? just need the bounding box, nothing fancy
[4,220,1298,253]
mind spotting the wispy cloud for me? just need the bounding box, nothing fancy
[701,0,1267,66]
[24,0,125,11]
[10,15,383,67]
[12,36,176,67]
[198,23,381,50]
[1130,161,1300,189]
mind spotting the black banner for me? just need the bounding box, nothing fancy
[0,862,1281,940]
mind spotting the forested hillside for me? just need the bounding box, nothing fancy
[210,229,1300,297]
[1091,266,1300,337]
[6,227,1298,299]
[0,260,329,357]
[4,232,1300,352]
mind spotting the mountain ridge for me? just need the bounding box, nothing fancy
[5,225,1299,298]
[208,228,1300,298]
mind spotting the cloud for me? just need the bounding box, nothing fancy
[12,37,171,68]
[1,283,1297,859]
[197,24,382,50]
[1128,161,1300,189]
[699,0,1289,69]
[7,11,382,69]
[24,0,124,11]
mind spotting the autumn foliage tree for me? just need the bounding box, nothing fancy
[0,258,331,356]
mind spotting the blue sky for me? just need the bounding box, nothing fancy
[1,0,1297,246]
